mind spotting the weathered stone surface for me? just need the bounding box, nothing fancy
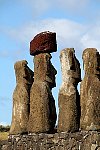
[28,53,57,133]
[30,31,57,56]
[10,60,34,134]
[0,140,8,150]
[1,131,100,150]
[80,48,100,131]
[58,48,81,132]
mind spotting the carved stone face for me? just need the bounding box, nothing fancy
[34,53,57,88]
[83,48,100,75]
[46,60,57,88]
[60,48,81,83]
[14,60,34,84]
[24,65,34,85]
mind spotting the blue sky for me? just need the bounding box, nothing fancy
[0,0,100,125]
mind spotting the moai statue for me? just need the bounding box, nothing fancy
[80,48,100,131]
[10,60,34,134]
[28,31,57,133]
[58,48,81,132]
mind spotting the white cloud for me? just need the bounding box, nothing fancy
[24,0,50,14]
[0,0,91,19]
[15,0,51,18]
[22,0,90,16]
[4,18,86,51]
[0,49,25,60]
[0,0,50,20]
[1,18,100,57]
[57,0,90,11]
[0,122,9,126]
[81,23,100,50]
[0,0,99,23]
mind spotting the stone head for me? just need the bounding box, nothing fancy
[60,48,81,83]
[34,53,57,88]
[14,60,34,84]
[82,48,100,75]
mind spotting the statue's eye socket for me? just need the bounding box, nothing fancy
[70,65,76,70]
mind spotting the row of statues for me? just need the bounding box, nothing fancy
[10,31,100,135]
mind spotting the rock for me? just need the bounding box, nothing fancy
[10,60,34,134]
[30,31,57,56]
[80,48,100,131]
[28,53,57,133]
[58,48,81,132]
[2,131,100,150]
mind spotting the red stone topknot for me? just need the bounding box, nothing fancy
[30,31,57,56]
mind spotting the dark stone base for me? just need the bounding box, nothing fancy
[1,131,100,150]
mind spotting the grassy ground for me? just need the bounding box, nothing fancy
[0,132,9,141]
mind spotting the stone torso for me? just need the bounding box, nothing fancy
[10,60,33,134]
[80,48,100,131]
[58,48,81,132]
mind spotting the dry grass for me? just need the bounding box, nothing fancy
[0,132,9,141]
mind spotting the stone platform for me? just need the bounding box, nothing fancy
[1,131,100,150]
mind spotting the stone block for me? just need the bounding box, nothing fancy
[30,31,57,56]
